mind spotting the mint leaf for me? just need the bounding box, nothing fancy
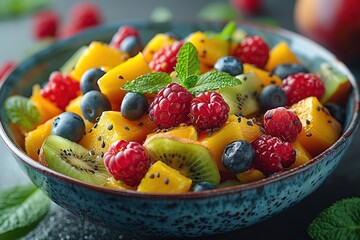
[188,70,242,95]
[308,198,360,240]
[121,72,172,94]
[0,184,51,239]
[220,21,237,41]
[4,95,41,131]
[175,42,200,88]
[197,2,237,22]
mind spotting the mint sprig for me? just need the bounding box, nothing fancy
[4,95,41,131]
[307,197,360,240]
[175,42,200,88]
[189,70,242,95]
[0,184,51,239]
[121,72,172,94]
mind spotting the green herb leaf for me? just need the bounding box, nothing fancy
[0,184,51,239]
[188,70,242,95]
[175,42,200,88]
[197,1,238,22]
[308,198,360,240]
[220,21,237,41]
[4,95,41,131]
[121,72,172,94]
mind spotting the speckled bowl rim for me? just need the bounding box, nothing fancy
[0,20,359,200]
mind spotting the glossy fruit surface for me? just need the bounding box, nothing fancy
[80,90,111,122]
[259,85,287,111]
[52,112,85,142]
[80,68,105,94]
[120,92,149,120]
[214,56,243,76]
[222,140,255,173]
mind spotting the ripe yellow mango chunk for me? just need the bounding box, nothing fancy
[265,41,301,72]
[137,161,192,193]
[70,41,129,81]
[98,53,151,110]
[290,96,342,156]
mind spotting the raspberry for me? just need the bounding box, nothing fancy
[251,134,296,175]
[190,92,230,132]
[263,107,302,142]
[103,140,150,187]
[0,61,16,81]
[234,35,269,69]
[149,83,193,129]
[32,9,59,40]
[110,25,140,49]
[40,71,80,110]
[281,72,325,106]
[149,41,184,73]
[231,0,262,15]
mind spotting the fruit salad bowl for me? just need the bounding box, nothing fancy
[0,21,359,238]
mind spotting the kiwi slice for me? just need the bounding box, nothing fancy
[218,71,262,116]
[39,135,110,185]
[144,136,220,186]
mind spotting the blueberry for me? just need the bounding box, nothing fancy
[80,90,111,123]
[120,36,142,57]
[222,140,255,173]
[121,92,149,120]
[192,182,217,192]
[259,85,287,111]
[80,68,105,94]
[214,56,243,76]
[325,102,345,126]
[272,63,309,80]
[52,112,85,142]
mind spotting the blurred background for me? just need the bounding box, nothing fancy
[0,0,359,239]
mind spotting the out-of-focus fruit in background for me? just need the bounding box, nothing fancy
[294,0,360,64]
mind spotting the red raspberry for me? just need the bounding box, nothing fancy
[110,25,140,49]
[190,92,230,132]
[281,72,325,106]
[234,35,269,69]
[58,2,102,39]
[0,61,16,81]
[264,107,302,142]
[149,83,193,129]
[231,0,262,15]
[40,71,80,110]
[149,41,184,73]
[251,134,296,175]
[32,9,59,40]
[104,140,150,187]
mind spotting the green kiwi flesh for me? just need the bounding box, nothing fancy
[218,71,262,116]
[40,135,110,185]
[144,136,220,186]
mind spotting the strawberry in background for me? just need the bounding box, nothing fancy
[230,0,262,15]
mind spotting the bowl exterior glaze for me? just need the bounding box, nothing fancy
[0,21,359,238]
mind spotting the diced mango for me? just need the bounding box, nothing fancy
[142,33,177,63]
[265,41,301,72]
[30,85,62,125]
[291,140,312,168]
[200,115,262,172]
[98,53,151,110]
[70,41,129,81]
[65,95,83,118]
[103,177,136,191]
[137,161,192,193]
[243,64,282,86]
[25,115,58,161]
[80,111,156,155]
[146,125,198,141]
[187,31,230,66]
[290,96,342,156]
[236,168,266,183]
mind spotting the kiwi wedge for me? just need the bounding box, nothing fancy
[218,71,262,116]
[39,135,110,185]
[144,136,220,186]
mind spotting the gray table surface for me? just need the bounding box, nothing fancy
[1,1,360,239]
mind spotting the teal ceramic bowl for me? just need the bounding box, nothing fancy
[0,21,359,238]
